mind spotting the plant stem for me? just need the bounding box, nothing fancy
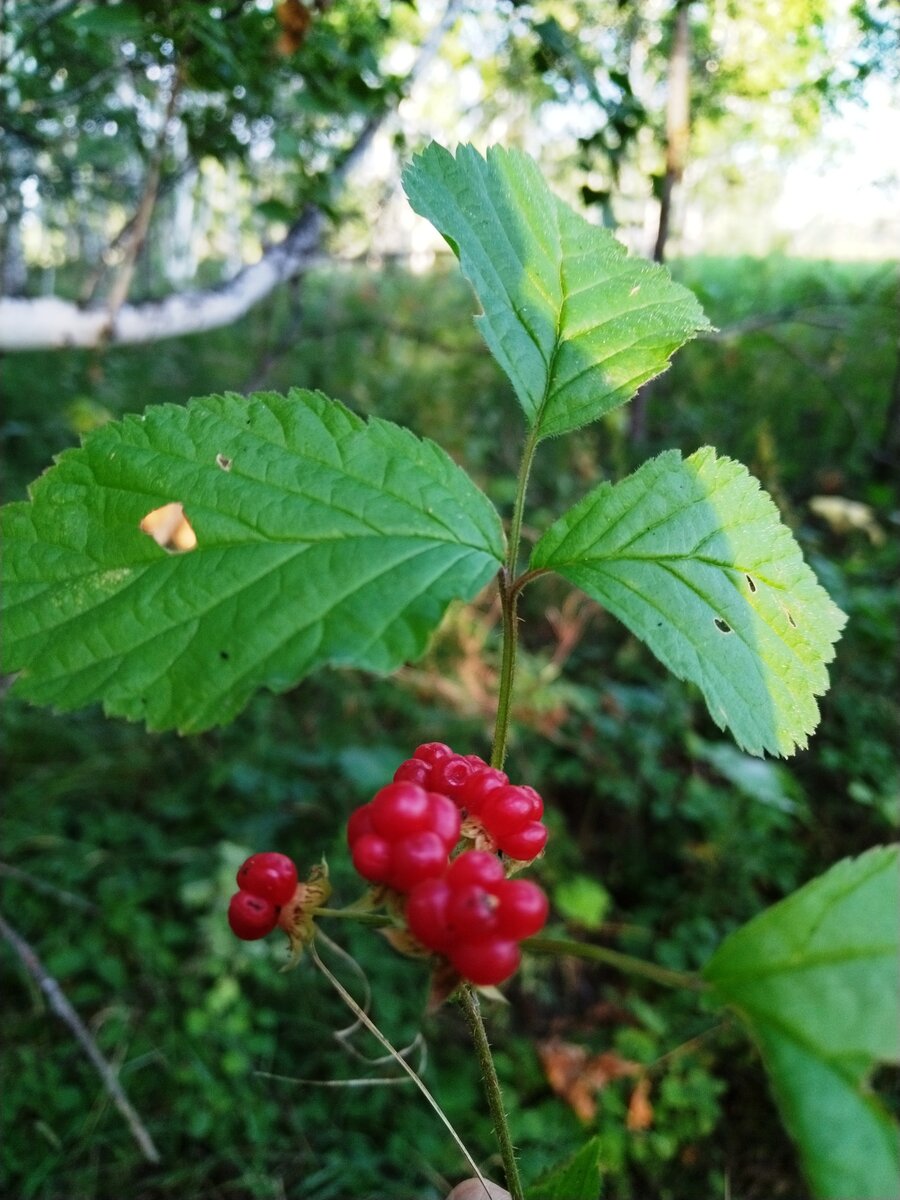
[525,935,705,992]
[456,985,525,1200]
[506,426,540,583]
[491,427,540,771]
[311,906,390,927]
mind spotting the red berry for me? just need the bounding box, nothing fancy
[459,766,508,815]
[406,878,452,953]
[446,884,500,940]
[516,785,544,820]
[236,852,298,906]
[481,786,535,838]
[386,831,448,892]
[370,782,431,838]
[351,833,392,883]
[393,758,431,786]
[494,880,549,939]
[430,754,477,800]
[228,890,278,940]
[450,938,521,986]
[347,803,374,847]
[426,791,462,850]
[413,742,453,766]
[446,850,506,889]
[497,821,548,861]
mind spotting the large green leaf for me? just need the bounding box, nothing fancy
[0,390,504,732]
[705,846,900,1200]
[402,143,710,440]
[531,447,845,757]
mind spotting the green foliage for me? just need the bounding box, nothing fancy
[1,206,896,1200]
[402,144,710,439]
[0,389,503,731]
[530,1134,604,1199]
[705,846,900,1200]
[532,447,846,757]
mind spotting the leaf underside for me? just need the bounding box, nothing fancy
[1,390,505,732]
[531,447,846,757]
[705,846,900,1200]
[402,142,711,441]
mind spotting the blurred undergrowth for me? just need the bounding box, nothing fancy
[1,256,897,1199]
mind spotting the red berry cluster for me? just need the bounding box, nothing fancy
[228,852,298,940]
[394,742,548,861]
[407,851,548,986]
[348,781,461,892]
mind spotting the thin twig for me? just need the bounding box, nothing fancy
[0,862,98,912]
[0,913,161,1164]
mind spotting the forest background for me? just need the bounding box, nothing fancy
[1,2,898,1198]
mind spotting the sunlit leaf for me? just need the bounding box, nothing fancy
[531,447,846,757]
[402,142,710,440]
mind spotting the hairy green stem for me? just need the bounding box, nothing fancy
[311,910,701,991]
[525,936,705,992]
[491,427,541,771]
[456,985,525,1200]
[311,906,390,927]
[506,426,540,582]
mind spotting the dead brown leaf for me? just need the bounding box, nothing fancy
[538,1037,641,1122]
[626,1075,654,1131]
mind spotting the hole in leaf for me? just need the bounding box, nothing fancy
[714,617,732,634]
[216,453,232,471]
[745,574,757,593]
[140,503,198,553]
[219,650,230,660]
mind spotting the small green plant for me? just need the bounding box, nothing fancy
[2,144,897,1200]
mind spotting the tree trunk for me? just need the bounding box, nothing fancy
[0,0,462,352]
[630,0,691,445]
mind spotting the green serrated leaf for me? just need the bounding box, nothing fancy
[705,846,900,1200]
[529,1134,604,1200]
[531,447,846,757]
[402,143,710,440]
[0,390,504,733]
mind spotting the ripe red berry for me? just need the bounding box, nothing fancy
[430,753,479,801]
[347,803,374,847]
[481,786,537,838]
[351,832,392,883]
[446,849,506,889]
[370,781,431,839]
[386,831,448,892]
[405,878,452,953]
[450,938,521,987]
[459,766,508,815]
[393,757,431,786]
[236,852,298,906]
[497,821,548,862]
[446,884,500,940]
[494,879,549,939]
[426,791,462,849]
[228,890,278,940]
[413,742,453,766]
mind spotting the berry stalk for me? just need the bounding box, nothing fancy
[456,984,525,1200]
